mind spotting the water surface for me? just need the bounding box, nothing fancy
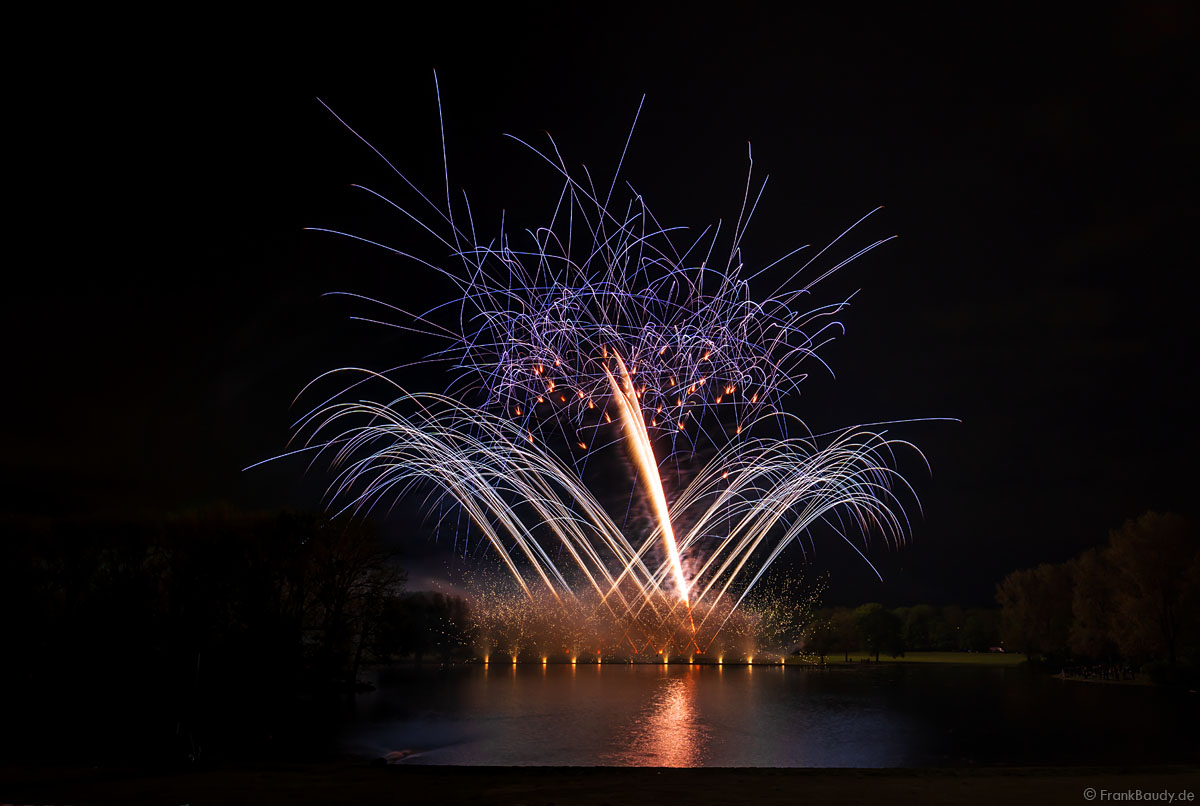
[341,663,1199,767]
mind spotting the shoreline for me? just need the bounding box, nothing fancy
[1057,672,1154,686]
[392,651,1029,669]
[4,762,1198,805]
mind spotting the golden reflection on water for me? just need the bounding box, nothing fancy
[610,667,707,766]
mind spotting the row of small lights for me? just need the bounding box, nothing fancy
[482,655,783,666]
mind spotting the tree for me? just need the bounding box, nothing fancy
[806,612,837,663]
[853,603,903,661]
[902,604,938,652]
[301,516,406,686]
[1105,512,1199,667]
[960,608,1000,652]
[996,563,1073,660]
[1069,547,1119,661]
[829,608,859,662]
[935,604,965,651]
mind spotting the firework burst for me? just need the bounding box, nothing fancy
[309,93,893,459]
[261,76,938,651]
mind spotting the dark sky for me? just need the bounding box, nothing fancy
[6,5,1196,605]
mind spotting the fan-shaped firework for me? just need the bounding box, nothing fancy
[294,383,916,654]
[273,80,934,654]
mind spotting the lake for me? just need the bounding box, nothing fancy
[339,662,1200,767]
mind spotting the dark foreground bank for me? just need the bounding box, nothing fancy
[3,764,1198,806]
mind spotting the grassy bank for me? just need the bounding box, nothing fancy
[808,651,1027,666]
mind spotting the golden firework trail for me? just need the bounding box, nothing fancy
[604,349,689,604]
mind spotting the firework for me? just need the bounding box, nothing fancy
[293,385,915,653]
[266,78,934,650]
[309,94,892,459]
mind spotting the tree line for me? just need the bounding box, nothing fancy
[995,511,1198,683]
[805,603,1001,662]
[0,507,472,763]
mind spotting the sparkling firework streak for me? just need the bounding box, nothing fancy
[288,382,919,653]
[264,80,939,645]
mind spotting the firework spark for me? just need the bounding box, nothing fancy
[259,78,939,650]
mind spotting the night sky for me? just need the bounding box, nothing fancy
[7,6,1195,606]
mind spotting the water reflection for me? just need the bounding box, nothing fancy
[345,663,1200,767]
[609,667,708,766]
